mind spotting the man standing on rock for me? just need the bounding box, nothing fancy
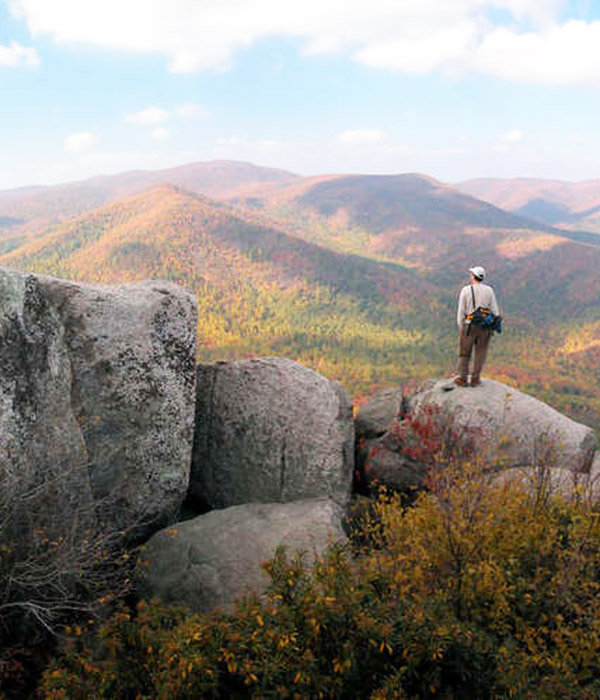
[454,265,500,387]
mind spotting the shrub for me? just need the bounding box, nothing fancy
[40,461,600,699]
[360,463,600,697]
[0,463,142,698]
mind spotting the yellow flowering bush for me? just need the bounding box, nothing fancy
[40,461,600,699]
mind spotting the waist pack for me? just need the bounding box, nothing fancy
[467,307,502,332]
[467,286,502,333]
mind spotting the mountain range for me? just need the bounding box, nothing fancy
[457,177,600,236]
[1,161,599,431]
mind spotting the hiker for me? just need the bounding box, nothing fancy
[454,265,500,387]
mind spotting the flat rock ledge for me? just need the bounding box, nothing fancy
[408,378,596,473]
[357,377,596,494]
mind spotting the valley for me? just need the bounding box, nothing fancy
[1,161,599,432]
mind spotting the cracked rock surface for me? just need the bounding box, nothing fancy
[360,377,596,493]
[191,357,354,510]
[138,498,347,612]
[0,266,197,541]
[409,378,596,473]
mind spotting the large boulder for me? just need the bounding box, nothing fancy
[354,388,409,493]
[492,466,600,503]
[190,358,354,510]
[0,267,197,540]
[0,269,93,543]
[355,388,406,441]
[359,378,596,492]
[138,498,347,613]
[361,435,429,493]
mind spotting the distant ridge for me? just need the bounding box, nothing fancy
[295,173,538,232]
[0,183,429,308]
[227,171,592,282]
[2,160,600,432]
[231,171,570,238]
[0,160,299,244]
[457,176,600,234]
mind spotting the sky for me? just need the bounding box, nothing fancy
[2,0,600,190]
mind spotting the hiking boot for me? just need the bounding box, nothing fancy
[453,377,468,387]
[470,378,481,387]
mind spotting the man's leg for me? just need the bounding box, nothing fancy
[471,327,491,384]
[456,324,474,383]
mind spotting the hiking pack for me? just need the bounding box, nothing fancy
[467,285,502,333]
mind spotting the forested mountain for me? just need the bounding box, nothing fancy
[457,176,600,235]
[0,161,298,255]
[0,184,447,397]
[1,162,600,431]
[228,172,600,318]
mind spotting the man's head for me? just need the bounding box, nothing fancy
[469,265,485,282]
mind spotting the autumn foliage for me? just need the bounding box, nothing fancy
[40,460,600,699]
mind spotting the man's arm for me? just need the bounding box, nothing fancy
[489,289,500,316]
[457,287,467,327]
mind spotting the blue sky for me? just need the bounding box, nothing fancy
[2,0,600,190]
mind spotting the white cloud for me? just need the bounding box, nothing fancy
[216,136,240,147]
[0,40,40,67]
[336,129,388,147]
[473,20,600,85]
[152,127,171,140]
[125,104,206,132]
[126,106,169,125]
[174,103,206,118]
[64,131,96,152]
[501,129,524,143]
[9,0,600,85]
[211,135,295,164]
[259,139,284,148]
[355,21,478,74]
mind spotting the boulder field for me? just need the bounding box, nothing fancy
[0,266,597,615]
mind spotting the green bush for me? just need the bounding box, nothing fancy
[40,462,600,699]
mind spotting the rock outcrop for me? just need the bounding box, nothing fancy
[0,267,197,540]
[190,358,354,510]
[138,498,346,613]
[354,387,411,492]
[359,378,596,492]
[355,388,406,441]
[492,466,600,502]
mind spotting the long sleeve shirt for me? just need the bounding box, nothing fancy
[457,283,499,327]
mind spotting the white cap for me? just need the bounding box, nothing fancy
[469,266,485,280]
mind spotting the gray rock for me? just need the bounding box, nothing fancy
[406,378,596,473]
[0,269,93,542]
[138,498,347,613]
[492,466,600,503]
[0,267,197,540]
[355,378,597,494]
[362,435,428,492]
[191,358,354,510]
[355,388,406,440]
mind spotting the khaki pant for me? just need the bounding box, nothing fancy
[457,323,492,383]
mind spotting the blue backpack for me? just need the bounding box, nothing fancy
[467,286,502,333]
